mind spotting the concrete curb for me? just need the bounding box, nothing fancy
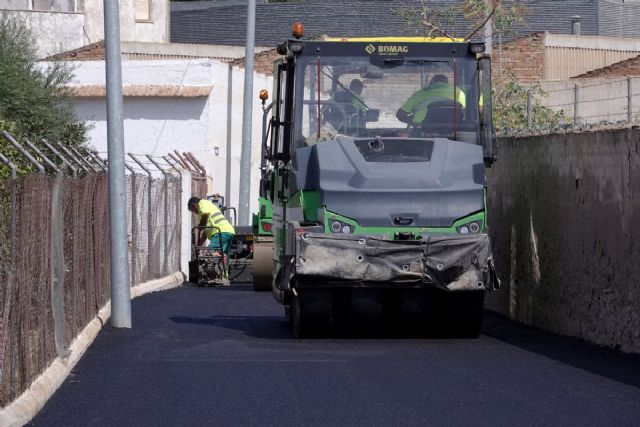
[0,272,184,427]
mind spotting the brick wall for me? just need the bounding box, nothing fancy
[231,49,279,76]
[492,32,546,84]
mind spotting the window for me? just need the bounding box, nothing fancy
[135,0,151,22]
[295,56,480,148]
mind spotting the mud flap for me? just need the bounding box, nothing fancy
[294,233,494,290]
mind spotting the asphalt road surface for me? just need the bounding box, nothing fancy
[31,284,640,427]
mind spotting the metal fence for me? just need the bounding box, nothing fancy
[516,77,640,135]
[0,132,198,406]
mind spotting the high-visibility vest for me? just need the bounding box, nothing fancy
[400,82,466,125]
[197,199,235,239]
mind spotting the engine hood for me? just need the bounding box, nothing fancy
[292,136,486,228]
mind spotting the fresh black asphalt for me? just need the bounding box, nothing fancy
[30,284,640,427]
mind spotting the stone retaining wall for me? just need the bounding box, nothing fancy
[486,127,640,353]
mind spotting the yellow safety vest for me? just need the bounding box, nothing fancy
[400,82,466,125]
[197,199,235,239]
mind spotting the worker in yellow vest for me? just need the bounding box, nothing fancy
[396,74,466,125]
[188,196,236,274]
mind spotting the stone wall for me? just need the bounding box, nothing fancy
[486,127,640,353]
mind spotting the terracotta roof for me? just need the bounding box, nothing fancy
[45,42,105,61]
[572,55,640,78]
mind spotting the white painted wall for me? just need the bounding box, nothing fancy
[1,0,168,59]
[65,58,272,220]
[0,10,85,58]
[84,0,168,45]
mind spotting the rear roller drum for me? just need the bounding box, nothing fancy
[291,289,332,339]
[442,290,485,338]
[346,289,385,337]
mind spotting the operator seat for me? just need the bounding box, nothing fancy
[421,99,464,136]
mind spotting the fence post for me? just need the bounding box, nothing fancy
[55,142,89,173]
[574,84,581,126]
[128,154,153,281]
[146,155,169,276]
[80,147,107,172]
[50,171,69,358]
[1,131,45,174]
[119,160,137,285]
[23,139,60,174]
[164,155,184,273]
[628,77,633,124]
[527,91,533,130]
[71,147,100,173]
[42,139,77,177]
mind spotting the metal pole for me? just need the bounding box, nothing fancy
[527,91,533,130]
[238,0,256,226]
[628,77,633,124]
[484,0,493,54]
[574,84,581,126]
[104,0,131,328]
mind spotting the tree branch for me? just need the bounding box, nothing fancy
[464,1,498,41]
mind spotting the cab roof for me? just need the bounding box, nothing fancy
[322,36,465,43]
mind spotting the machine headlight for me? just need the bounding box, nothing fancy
[457,221,482,234]
[330,220,353,233]
[289,41,304,53]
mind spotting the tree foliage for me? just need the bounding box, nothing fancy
[395,0,568,134]
[0,14,86,175]
[493,72,568,135]
[394,0,525,41]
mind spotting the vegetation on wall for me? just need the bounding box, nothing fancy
[492,72,568,135]
[0,15,86,174]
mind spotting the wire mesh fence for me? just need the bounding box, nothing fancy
[0,132,190,407]
[506,76,640,136]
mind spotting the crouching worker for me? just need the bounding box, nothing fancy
[188,196,236,277]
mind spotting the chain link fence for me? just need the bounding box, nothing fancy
[0,132,198,407]
[503,77,640,136]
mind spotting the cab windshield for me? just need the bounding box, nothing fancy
[293,56,480,148]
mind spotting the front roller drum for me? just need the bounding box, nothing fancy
[252,237,273,291]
